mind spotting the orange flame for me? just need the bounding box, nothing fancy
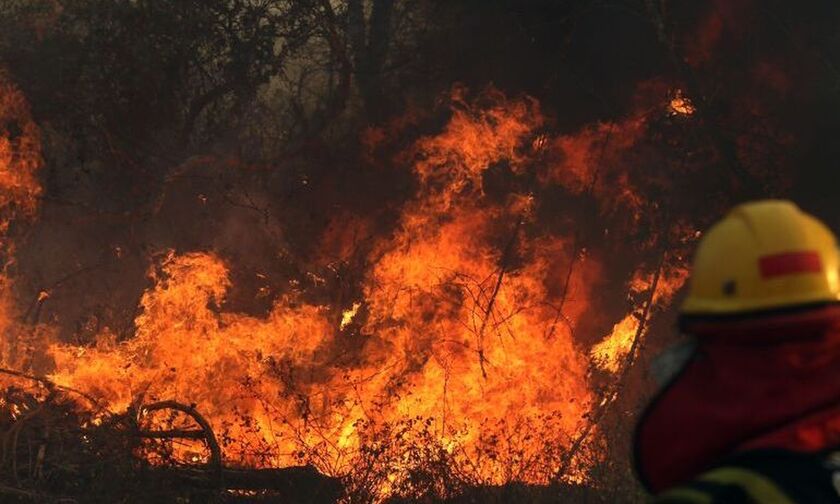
[1,84,691,499]
[591,265,689,373]
[668,89,696,117]
[0,73,43,368]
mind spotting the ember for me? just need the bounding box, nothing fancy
[668,90,696,117]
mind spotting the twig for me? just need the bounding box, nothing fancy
[553,250,666,481]
[0,368,111,415]
[475,222,522,379]
[545,232,580,341]
[546,123,615,341]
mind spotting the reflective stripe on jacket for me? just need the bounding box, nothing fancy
[652,449,840,504]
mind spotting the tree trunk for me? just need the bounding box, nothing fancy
[349,0,395,122]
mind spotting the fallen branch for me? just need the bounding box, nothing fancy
[139,401,222,484]
[156,465,343,494]
[0,383,344,502]
[136,429,206,440]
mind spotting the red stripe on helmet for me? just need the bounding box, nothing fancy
[759,251,823,278]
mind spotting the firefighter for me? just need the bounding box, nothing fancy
[634,200,840,503]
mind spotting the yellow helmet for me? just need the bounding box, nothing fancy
[681,200,840,316]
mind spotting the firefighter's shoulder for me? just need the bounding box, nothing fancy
[651,449,840,504]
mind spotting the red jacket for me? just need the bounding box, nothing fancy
[634,305,840,493]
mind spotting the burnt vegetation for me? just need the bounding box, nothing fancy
[1,0,840,502]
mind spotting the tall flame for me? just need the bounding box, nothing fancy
[0,73,43,368]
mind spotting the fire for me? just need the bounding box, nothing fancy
[51,251,336,463]
[592,313,643,374]
[1,82,693,500]
[0,73,43,370]
[340,302,361,331]
[668,89,696,116]
[592,263,690,374]
[0,76,42,219]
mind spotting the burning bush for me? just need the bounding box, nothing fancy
[1,0,838,502]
